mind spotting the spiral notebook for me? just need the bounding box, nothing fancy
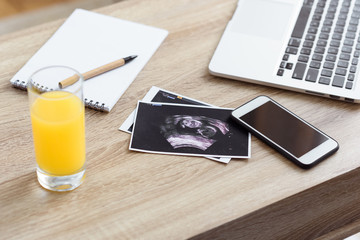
[10,8,168,112]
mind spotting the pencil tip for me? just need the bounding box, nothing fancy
[124,55,138,63]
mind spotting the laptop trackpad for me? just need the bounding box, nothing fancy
[230,0,295,40]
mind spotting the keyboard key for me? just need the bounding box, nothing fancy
[350,16,358,23]
[277,69,284,76]
[330,40,340,47]
[286,47,298,55]
[298,55,309,63]
[345,81,353,89]
[319,33,330,39]
[324,61,335,69]
[335,67,347,75]
[319,77,331,85]
[342,46,352,53]
[346,32,356,39]
[321,69,333,77]
[338,60,349,68]
[313,14,322,21]
[285,63,293,69]
[339,13,348,20]
[310,61,321,69]
[334,26,344,33]
[305,68,319,82]
[332,33,342,40]
[327,12,336,19]
[289,38,301,47]
[291,5,312,38]
[308,27,318,34]
[352,58,358,65]
[340,5,349,12]
[301,48,311,55]
[328,47,339,55]
[340,53,351,60]
[304,41,314,48]
[348,25,357,32]
[350,65,357,73]
[341,5,350,11]
[336,19,346,27]
[280,61,286,68]
[344,39,354,46]
[348,74,355,81]
[283,54,289,61]
[330,1,338,7]
[332,76,345,87]
[315,47,325,54]
[330,3,338,9]
[324,19,333,26]
[328,6,337,13]
[343,1,351,7]
[314,7,324,15]
[353,12,360,19]
[306,34,316,41]
[354,51,360,57]
[317,40,327,47]
[322,26,331,33]
[317,1,325,8]
[312,54,323,61]
[292,62,307,80]
[350,17,359,25]
[326,54,337,62]
[310,20,320,27]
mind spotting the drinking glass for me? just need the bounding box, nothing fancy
[28,66,86,191]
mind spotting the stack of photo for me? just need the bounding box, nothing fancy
[119,86,251,163]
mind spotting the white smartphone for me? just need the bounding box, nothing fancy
[231,96,339,169]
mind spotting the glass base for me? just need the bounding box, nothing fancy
[36,167,85,192]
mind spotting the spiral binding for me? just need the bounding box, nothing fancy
[84,98,107,112]
[33,82,54,92]
[12,80,107,112]
[12,79,55,92]
[12,80,27,91]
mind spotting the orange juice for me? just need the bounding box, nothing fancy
[30,91,85,175]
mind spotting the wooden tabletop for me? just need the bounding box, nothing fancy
[2,0,360,239]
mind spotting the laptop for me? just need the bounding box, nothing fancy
[209,0,360,102]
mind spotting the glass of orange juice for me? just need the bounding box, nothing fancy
[28,66,85,191]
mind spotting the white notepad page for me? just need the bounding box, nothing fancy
[10,8,168,112]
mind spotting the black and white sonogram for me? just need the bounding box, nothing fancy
[130,102,250,158]
[125,88,207,133]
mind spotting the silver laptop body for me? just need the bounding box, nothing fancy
[210,0,360,102]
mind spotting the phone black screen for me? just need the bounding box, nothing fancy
[240,101,328,158]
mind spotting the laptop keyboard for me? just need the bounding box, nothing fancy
[277,0,360,90]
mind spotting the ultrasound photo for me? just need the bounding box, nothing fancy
[130,102,250,158]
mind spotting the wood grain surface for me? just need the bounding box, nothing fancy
[0,0,79,18]
[1,0,360,239]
